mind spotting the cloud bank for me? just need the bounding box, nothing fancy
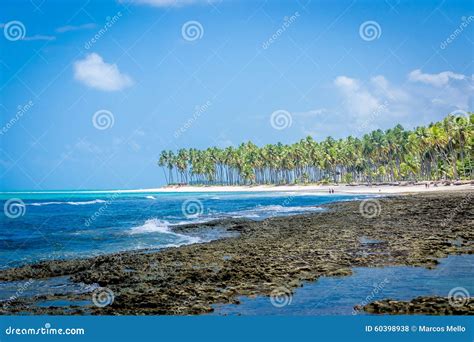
[408,69,466,87]
[299,69,472,138]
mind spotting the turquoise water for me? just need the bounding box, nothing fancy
[0,191,373,268]
[211,255,474,315]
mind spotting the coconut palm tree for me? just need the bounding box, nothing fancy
[159,113,473,185]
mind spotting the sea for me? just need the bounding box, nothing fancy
[1,190,472,316]
[0,190,373,269]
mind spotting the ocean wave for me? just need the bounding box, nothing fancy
[28,199,106,206]
[145,195,156,200]
[226,204,324,219]
[257,204,323,212]
[129,219,201,243]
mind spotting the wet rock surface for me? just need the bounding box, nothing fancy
[0,191,473,315]
[357,296,473,315]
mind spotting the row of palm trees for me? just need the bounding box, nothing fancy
[158,113,473,185]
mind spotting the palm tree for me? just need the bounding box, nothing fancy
[158,112,473,185]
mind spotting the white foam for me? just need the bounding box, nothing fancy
[29,199,106,206]
[226,205,324,219]
[145,195,156,200]
[249,204,323,213]
[129,219,171,234]
[129,219,201,244]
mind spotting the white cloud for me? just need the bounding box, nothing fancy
[294,108,327,118]
[408,69,466,87]
[121,0,216,7]
[22,35,56,41]
[56,23,96,33]
[304,70,473,138]
[73,53,133,92]
[334,76,381,119]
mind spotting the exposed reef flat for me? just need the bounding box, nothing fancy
[1,191,472,315]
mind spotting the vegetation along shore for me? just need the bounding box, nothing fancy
[159,114,472,185]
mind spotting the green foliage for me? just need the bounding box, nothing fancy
[158,113,473,185]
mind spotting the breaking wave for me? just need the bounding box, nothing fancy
[28,199,106,206]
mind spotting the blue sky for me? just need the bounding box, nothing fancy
[1,0,473,190]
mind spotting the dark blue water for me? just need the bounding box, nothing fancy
[0,191,372,268]
[211,255,474,315]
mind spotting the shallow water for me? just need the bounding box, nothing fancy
[0,191,373,268]
[211,254,474,315]
[1,255,471,315]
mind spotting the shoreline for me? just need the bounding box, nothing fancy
[0,191,472,315]
[2,182,472,195]
[148,183,473,194]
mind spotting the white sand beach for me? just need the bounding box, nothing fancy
[122,182,473,195]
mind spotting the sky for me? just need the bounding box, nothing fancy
[0,0,473,191]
